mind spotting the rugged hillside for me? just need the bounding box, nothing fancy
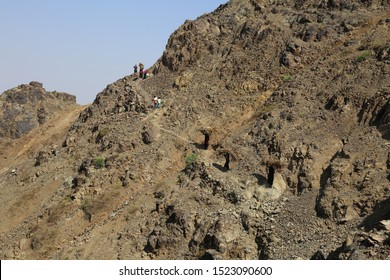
[0,81,76,140]
[0,0,389,260]
[0,82,85,254]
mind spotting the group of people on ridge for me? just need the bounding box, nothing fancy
[133,63,149,79]
[132,62,162,109]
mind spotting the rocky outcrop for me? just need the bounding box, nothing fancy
[0,81,76,139]
[358,92,390,139]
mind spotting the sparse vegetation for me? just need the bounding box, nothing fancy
[355,50,371,62]
[64,195,73,203]
[185,152,198,167]
[2,0,390,261]
[93,156,106,169]
[282,74,293,82]
[257,104,280,117]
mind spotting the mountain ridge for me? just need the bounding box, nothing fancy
[0,0,389,259]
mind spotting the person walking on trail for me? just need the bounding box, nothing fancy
[139,63,144,78]
[143,69,149,79]
[157,97,162,108]
[133,64,138,74]
[153,97,158,108]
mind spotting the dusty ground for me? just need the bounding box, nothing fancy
[0,0,389,260]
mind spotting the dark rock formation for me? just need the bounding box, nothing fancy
[0,81,76,139]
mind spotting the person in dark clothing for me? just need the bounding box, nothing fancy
[143,69,149,79]
[133,64,138,74]
[139,63,144,78]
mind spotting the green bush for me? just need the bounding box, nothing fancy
[355,50,371,62]
[93,156,106,169]
[185,153,198,167]
[282,74,293,82]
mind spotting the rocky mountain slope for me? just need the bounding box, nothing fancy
[0,0,389,260]
[0,81,76,140]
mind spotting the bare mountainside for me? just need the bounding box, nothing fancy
[0,0,389,260]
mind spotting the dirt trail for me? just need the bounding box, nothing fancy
[132,79,151,106]
[158,126,193,143]
[0,105,87,174]
[0,104,87,236]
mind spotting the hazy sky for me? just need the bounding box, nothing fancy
[0,0,228,104]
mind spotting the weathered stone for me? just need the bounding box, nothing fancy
[0,82,76,139]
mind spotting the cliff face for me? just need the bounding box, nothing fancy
[0,81,76,139]
[0,0,389,260]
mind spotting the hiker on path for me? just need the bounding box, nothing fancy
[139,63,144,78]
[133,64,138,74]
[153,97,158,108]
[143,69,149,79]
[157,97,162,108]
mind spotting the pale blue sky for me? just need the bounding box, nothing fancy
[0,0,228,104]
